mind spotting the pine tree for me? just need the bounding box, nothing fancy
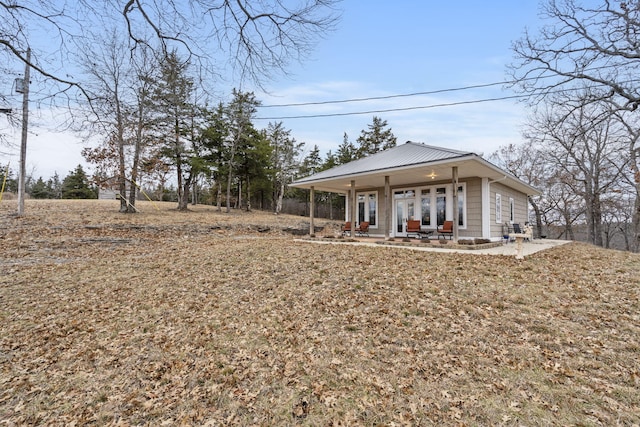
[30,177,51,199]
[356,116,397,158]
[61,165,97,199]
[149,50,196,211]
[336,133,357,164]
[267,122,303,214]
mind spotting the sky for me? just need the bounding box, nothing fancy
[1,0,544,180]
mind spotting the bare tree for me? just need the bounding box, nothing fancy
[523,90,627,246]
[2,1,341,96]
[509,0,640,250]
[79,32,156,212]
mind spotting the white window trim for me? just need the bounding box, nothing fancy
[496,193,502,224]
[415,183,467,230]
[457,184,467,229]
[356,191,378,228]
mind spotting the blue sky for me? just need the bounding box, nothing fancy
[2,0,543,179]
[253,1,543,160]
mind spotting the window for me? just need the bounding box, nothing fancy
[421,189,431,226]
[496,193,502,223]
[436,187,446,226]
[509,197,515,223]
[368,194,377,226]
[416,184,467,228]
[357,191,377,227]
[457,185,465,226]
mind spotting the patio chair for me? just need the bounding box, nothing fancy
[341,221,352,236]
[355,221,369,237]
[437,220,453,239]
[406,219,432,239]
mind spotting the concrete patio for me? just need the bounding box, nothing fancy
[297,236,571,258]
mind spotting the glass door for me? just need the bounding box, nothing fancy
[394,190,415,237]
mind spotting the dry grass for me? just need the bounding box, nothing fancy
[1,200,639,426]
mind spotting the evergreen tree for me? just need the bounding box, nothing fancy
[200,102,229,211]
[1,168,18,193]
[355,116,397,158]
[267,122,303,214]
[300,145,322,177]
[336,132,357,164]
[30,177,51,199]
[223,89,260,213]
[48,173,62,199]
[149,50,197,211]
[236,126,271,211]
[61,165,97,199]
[322,150,338,171]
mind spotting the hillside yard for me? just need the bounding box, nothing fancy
[1,200,639,426]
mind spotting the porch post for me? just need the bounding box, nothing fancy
[350,180,356,236]
[452,166,459,243]
[384,175,391,240]
[309,186,315,237]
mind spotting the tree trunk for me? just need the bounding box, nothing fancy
[117,121,127,213]
[128,102,144,213]
[226,172,233,212]
[529,196,543,238]
[178,179,191,210]
[276,181,284,214]
[633,188,640,253]
[245,176,251,212]
[177,166,191,211]
[592,195,603,247]
[191,178,198,205]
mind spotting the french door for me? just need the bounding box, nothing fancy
[393,190,415,237]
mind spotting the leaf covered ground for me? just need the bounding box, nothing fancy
[1,200,639,426]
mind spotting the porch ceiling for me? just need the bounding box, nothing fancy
[291,156,541,196]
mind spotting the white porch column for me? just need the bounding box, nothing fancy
[384,175,391,240]
[481,177,490,239]
[350,180,356,236]
[309,186,315,237]
[452,166,459,243]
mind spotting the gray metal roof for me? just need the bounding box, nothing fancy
[291,141,541,196]
[296,141,473,183]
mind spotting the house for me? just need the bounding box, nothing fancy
[290,141,540,241]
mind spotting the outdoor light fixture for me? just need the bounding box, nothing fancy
[427,171,437,180]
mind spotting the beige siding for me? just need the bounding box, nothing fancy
[491,182,528,238]
[462,178,483,238]
[353,178,529,239]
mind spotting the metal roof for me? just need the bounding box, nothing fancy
[291,141,541,195]
[296,141,472,182]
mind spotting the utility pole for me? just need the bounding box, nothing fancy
[17,48,30,217]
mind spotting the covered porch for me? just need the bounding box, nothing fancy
[291,142,540,243]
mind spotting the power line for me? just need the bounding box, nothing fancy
[256,78,640,120]
[256,64,631,115]
[256,94,529,120]
[259,81,507,108]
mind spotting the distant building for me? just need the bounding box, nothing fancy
[97,176,140,201]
